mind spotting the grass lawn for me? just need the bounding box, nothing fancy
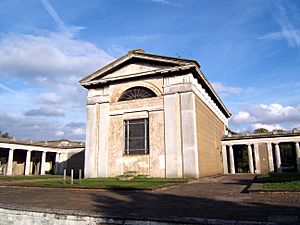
[256,173,300,191]
[0,175,63,181]
[9,177,188,189]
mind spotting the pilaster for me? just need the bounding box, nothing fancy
[164,93,183,178]
[84,104,98,178]
[97,102,110,177]
[180,92,199,178]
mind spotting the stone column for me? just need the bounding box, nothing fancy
[229,145,235,174]
[275,143,281,173]
[40,151,46,175]
[267,142,274,172]
[253,144,261,174]
[222,145,228,174]
[24,150,31,176]
[295,142,300,173]
[6,149,14,176]
[247,144,254,174]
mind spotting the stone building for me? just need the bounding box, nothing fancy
[80,49,231,178]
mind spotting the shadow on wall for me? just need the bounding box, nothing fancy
[64,150,85,178]
[89,181,300,223]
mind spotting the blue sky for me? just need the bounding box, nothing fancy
[0,0,300,141]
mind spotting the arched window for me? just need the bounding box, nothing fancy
[118,86,157,102]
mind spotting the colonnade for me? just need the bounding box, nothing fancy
[222,141,300,174]
[5,148,63,176]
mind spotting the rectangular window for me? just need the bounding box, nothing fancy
[124,119,149,155]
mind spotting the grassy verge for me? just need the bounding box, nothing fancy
[0,175,63,181]
[255,173,300,191]
[8,177,188,189]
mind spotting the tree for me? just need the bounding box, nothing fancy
[254,128,269,134]
[0,131,12,139]
[272,129,286,133]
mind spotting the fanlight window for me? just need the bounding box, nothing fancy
[118,87,156,102]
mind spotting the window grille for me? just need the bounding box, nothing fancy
[118,87,156,102]
[124,119,149,155]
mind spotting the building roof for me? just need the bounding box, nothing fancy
[0,137,85,149]
[80,49,231,118]
[222,130,300,141]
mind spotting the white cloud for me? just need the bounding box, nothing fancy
[73,128,85,136]
[37,92,62,104]
[231,111,256,124]
[0,32,113,78]
[230,103,300,131]
[55,130,64,137]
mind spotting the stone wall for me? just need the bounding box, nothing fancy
[258,143,270,174]
[195,96,225,177]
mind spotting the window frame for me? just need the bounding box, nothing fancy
[118,86,157,102]
[124,118,149,155]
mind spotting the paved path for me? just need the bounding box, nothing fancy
[0,174,299,223]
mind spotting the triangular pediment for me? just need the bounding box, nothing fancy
[80,50,198,85]
[95,62,170,81]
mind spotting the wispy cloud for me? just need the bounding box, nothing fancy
[212,82,253,97]
[143,0,171,4]
[259,3,300,48]
[0,82,16,93]
[40,0,84,35]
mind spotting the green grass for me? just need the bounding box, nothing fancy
[8,177,187,189]
[256,173,300,191]
[0,175,63,181]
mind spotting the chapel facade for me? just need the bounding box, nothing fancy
[80,49,231,178]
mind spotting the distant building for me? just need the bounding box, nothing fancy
[80,49,231,178]
[0,138,84,176]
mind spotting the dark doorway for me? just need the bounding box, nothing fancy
[233,145,249,173]
[280,143,296,172]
